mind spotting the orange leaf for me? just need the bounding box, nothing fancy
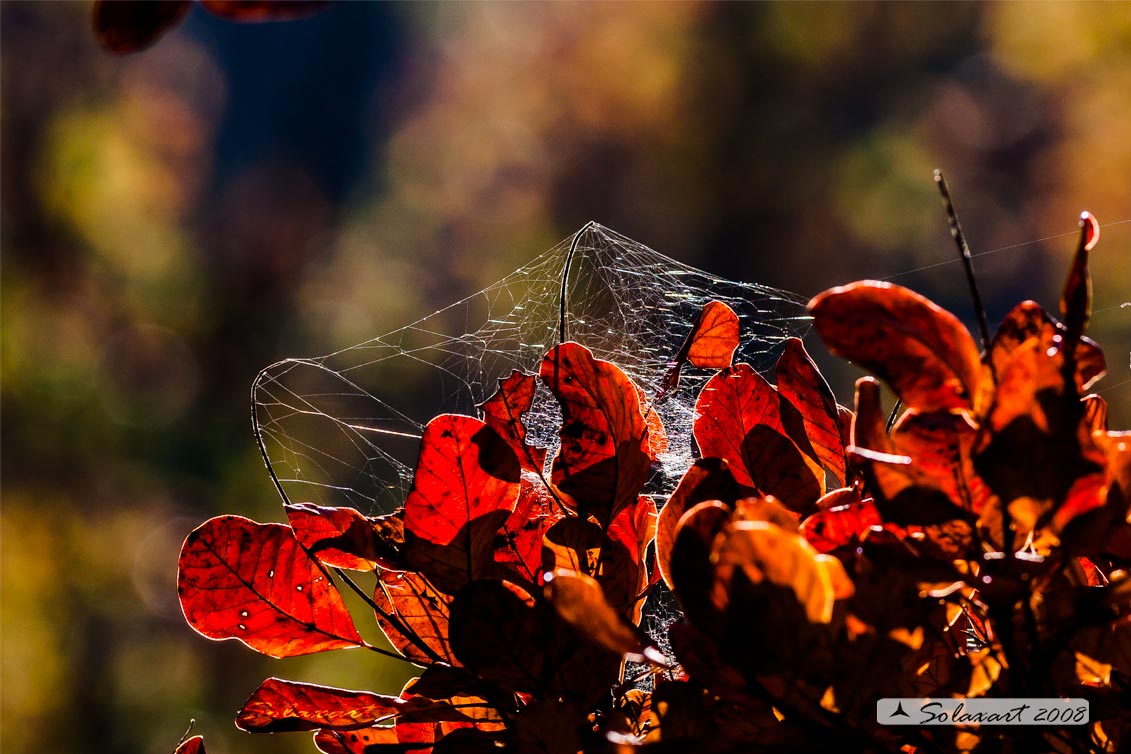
[693,364,824,512]
[890,411,993,515]
[403,414,521,593]
[686,301,741,369]
[540,342,652,528]
[178,516,363,658]
[479,370,548,474]
[776,338,847,486]
[373,571,456,666]
[544,569,661,663]
[809,281,981,412]
[1061,211,1100,346]
[990,300,1106,394]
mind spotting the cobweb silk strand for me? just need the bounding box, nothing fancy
[253,219,1130,515]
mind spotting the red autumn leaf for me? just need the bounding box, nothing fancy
[634,383,669,460]
[656,458,754,589]
[200,0,330,22]
[800,498,883,554]
[693,363,824,512]
[178,516,363,658]
[776,338,847,486]
[809,281,982,412]
[541,515,641,619]
[173,735,206,754]
[92,0,191,54]
[540,342,652,528]
[479,370,548,474]
[890,411,994,515]
[493,473,563,585]
[237,678,482,733]
[404,414,521,593]
[449,579,545,694]
[373,571,457,666]
[286,503,385,571]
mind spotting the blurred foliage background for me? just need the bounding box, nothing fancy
[2,3,1129,754]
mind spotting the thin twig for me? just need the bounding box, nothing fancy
[934,171,993,357]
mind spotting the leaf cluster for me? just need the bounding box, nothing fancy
[177,214,1130,754]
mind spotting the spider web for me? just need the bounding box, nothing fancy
[253,222,811,515]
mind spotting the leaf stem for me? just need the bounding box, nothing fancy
[333,566,444,666]
[559,222,594,345]
[934,171,993,357]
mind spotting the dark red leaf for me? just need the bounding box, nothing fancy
[200,0,330,21]
[1061,211,1099,345]
[776,338,846,486]
[493,473,562,585]
[544,569,661,662]
[286,503,386,571]
[313,726,405,754]
[657,459,754,589]
[669,501,733,631]
[540,342,652,528]
[542,515,642,619]
[449,579,545,694]
[890,411,993,515]
[178,516,363,658]
[173,735,206,754]
[479,370,548,474]
[404,414,521,593]
[693,364,824,512]
[373,571,456,666]
[92,0,191,54]
[809,281,982,412]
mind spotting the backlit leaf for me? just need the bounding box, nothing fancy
[313,726,403,754]
[657,301,741,399]
[178,516,363,658]
[990,300,1106,394]
[809,281,981,412]
[493,473,562,585]
[479,370,548,474]
[240,679,488,737]
[373,571,456,666]
[404,414,521,593]
[173,735,206,754]
[670,501,733,630]
[92,0,191,54]
[800,499,882,554]
[237,678,406,733]
[686,301,741,369]
[540,342,652,528]
[776,338,847,486]
[693,363,824,512]
[286,503,386,571]
[1061,212,1100,346]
